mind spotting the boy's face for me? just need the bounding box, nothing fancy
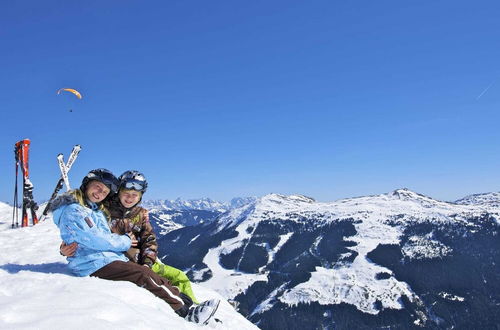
[86,180,110,203]
[119,189,142,208]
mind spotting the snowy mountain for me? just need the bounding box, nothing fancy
[228,197,259,210]
[143,198,230,213]
[144,197,257,235]
[0,201,258,330]
[157,189,500,329]
[454,191,500,208]
[143,197,256,212]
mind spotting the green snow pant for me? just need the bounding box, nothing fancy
[152,260,200,304]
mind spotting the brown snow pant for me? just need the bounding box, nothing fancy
[91,260,187,313]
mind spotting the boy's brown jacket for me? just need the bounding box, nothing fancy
[104,196,158,267]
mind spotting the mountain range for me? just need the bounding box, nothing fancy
[143,197,256,235]
[151,189,499,329]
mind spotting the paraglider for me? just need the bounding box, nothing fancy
[57,88,82,99]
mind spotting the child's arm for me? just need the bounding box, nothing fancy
[138,209,158,267]
[61,204,132,252]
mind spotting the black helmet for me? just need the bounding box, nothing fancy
[80,168,119,194]
[118,170,148,193]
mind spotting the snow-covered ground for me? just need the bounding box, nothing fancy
[154,213,184,235]
[204,189,498,315]
[0,202,258,330]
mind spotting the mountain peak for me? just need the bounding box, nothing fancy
[261,193,315,204]
[288,194,316,203]
[454,192,500,206]
[389,188,433,201]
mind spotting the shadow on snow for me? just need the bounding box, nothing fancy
[0,262,72,275]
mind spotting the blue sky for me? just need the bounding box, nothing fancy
[1,0,499,203]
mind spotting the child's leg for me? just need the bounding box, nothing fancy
[91,260,189,314]
[152,260,200,304]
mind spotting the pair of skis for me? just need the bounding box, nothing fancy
[12,139,39,228]
[57,145,81,192]
[40,145,82,220]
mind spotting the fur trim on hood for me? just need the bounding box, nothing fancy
[49,191,80,211]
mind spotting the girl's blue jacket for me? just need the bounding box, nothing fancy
[52,192,131,276]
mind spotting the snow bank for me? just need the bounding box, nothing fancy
[0,203,257,329]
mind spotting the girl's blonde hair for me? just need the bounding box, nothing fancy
[71,188,111,219]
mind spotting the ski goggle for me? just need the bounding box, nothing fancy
[123,180,145,191]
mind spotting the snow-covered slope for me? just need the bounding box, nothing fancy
[158,189,499,329]
[0,202,257,330]
[454,191,500,208]
[210,189,487,313]
[150,212,184,235]
[0,202,13,225]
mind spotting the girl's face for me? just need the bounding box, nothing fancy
[86,180,110,203]
[119,189,142,208]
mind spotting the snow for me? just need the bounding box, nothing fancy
[249,283,288,317]
[143,198,242,213]
[455,192,500,207]
[155,213,184,235]
[270,190,485,314]
[202,218,268,299]
[189,234,200,244]
[150,213,184,236]
[266,232,293,266]
[402,235,452,260]
[438,292,465,302]
[205,189,497,315]
[3,187,496,327]
[0,202,258,330]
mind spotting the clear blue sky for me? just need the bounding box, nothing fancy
[1,0,499,203]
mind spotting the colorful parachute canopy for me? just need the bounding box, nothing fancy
[57,88,82,99]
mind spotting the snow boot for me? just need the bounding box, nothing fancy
[185,299,220,325]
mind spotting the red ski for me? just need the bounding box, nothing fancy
[13,139,39,228]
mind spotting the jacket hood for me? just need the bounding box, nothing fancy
[50,191,79,213]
